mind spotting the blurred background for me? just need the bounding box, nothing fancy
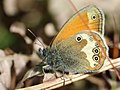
[0,0,120,90]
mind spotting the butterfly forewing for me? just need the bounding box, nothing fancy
[52,5,104,46]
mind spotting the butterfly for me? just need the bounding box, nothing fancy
[17,5,109,87]
[38,5,108,74]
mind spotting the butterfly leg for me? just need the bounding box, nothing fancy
[42,65,60,81]
[59,71,66,86]
[42,65,53,73]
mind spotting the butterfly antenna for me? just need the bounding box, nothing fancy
[27,29,45,48]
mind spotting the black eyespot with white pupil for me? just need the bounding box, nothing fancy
[92,55,99,62]
[91,14,97,20]
[92,47,100,54]
[76,35,82,42]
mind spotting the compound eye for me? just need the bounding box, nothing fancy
[76,34,82,42]
[92,47,100,54]
[91,14,97,20]
[92,55,100,62]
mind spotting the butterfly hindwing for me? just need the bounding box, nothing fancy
[52,31,107,73]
